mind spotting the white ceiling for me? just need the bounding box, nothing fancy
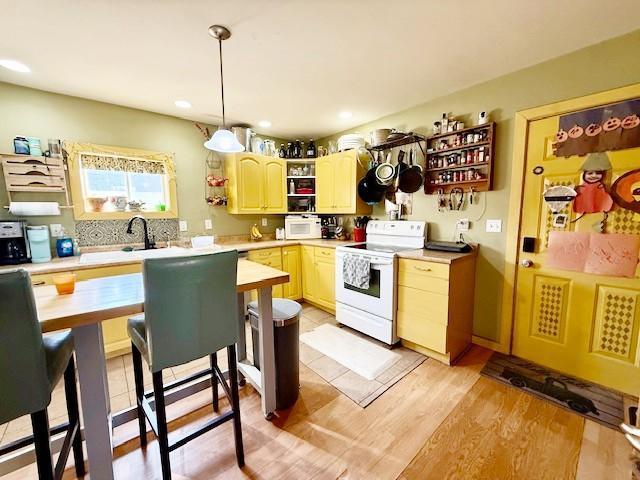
[1,0,639,139]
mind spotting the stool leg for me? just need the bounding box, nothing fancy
[30,409,54,480]
[210,353,219,412]
[131,343,147,447]
[153,371,171,480]
[64,355,86,477]
[227,344,245,467]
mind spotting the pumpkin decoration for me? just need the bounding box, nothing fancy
[585,123,602,137]
[602,116,622,132]
[568,125,584,139]
[555,129,568,143]
[622,114,640,129]
[610,168,640,221]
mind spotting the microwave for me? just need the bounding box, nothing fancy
[285,215,322,239]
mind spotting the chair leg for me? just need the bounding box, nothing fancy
[63,355,86,477]
[30,409,54,480]
[153,371,172,480]
[227,344,245,467]
[131,343,147,447]
[210,353,219,412]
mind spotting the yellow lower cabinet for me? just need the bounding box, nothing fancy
[301,245,316,301]
[248,247,284,298]
[31,264,141,358]
[282,245,302,300]
[313,247,336,313]
[396,256,476,365]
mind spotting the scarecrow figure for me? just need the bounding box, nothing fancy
[573,152,614,215]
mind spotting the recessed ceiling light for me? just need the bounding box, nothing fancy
[338,111,353,119]
[174,100,192,109]
[258,120,271,128]
[0,59,30,73]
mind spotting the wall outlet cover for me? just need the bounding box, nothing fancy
[486,219,502,233]
[456,219,470,232]
[179,220,188,232]
[49,224,63,237]
[204,219,213,230]
[261,218,268,227]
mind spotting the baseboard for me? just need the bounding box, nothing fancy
[472,335,508,353]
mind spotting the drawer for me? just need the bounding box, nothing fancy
[398,286,449,325]
[258,257,283,269]
[398,259,450,294]
[314,247,335,262]
[248,247,282,261]
[397,311,447,355]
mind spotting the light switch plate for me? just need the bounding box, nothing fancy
[204,219,212,230]
[179,220,188,232]
[49,224,63,237]
[486,219,502,233]
[456,219,470,232]
[261,218,268,227]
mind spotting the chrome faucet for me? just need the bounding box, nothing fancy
[126,215,156,250]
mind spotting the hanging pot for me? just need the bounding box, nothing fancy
[398,147,423,193]
[374,152,396,187]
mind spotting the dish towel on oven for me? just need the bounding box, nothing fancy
[343,253,371,289]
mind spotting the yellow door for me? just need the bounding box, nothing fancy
[263,158,287,213]
[332,151,356,212]
[316,156,335,213]
[301,245,316,301]
[512,115,640,394]
[314,248,336,311]
[237,154,263,213]
[282,245,302,300]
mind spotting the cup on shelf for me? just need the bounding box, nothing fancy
[53,273,76,295]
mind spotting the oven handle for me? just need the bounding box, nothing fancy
[335,251,394,266]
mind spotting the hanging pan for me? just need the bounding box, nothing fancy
[398,146,423,193]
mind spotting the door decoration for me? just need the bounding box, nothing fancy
[610,169,640,222]
[553,98,640,157]
[573,153,614,215]
[547,231,640,278]
[544,185,577,229]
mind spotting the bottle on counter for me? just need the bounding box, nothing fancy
[72,239,81,256]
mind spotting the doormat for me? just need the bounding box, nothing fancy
[481,352,625,430]
[300,325,426,407]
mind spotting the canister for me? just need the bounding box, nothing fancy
[27,226,52,263]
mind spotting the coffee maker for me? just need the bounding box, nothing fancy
[321,216,338,239]
[0,221,31,265]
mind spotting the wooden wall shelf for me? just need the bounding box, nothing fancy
[424,122,495,194]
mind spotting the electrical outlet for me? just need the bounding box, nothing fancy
[204,219,212,230]
[261,218,268,227]
[486,219,502,233]
[179,220,188,232]
[49,224,63,237]
[456,219,470,232]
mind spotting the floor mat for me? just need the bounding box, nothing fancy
[481,352,625,430]
[300,324,426,407]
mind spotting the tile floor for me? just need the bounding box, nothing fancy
[0,302,335,448]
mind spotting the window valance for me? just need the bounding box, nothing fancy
[80,153,166,174]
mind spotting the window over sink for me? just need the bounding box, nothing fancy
[66,142,178,220]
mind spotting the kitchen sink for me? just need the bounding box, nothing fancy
[79,246,194,265]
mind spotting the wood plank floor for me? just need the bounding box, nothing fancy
[5,345,634,479]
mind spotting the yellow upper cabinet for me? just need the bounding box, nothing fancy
[315,150,371,214]
[225,153,286,214]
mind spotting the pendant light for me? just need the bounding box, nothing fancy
[204,25,245,153]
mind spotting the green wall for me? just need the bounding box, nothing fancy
[0,82,288,239]
[320,30,640,342]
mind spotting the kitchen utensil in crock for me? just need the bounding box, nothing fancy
[398,147,423,193]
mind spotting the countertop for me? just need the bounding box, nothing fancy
[0,238,476,276]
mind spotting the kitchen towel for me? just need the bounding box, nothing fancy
[8,201,61,216]
[342,253,371,289]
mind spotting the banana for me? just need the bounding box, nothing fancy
[251,224,263,240]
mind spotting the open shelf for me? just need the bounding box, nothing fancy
[368,133,427,152]
[427,140,490,156]
[425,161,490,173]
[287,176,315,179]
[427,122,492,141]
[288,193,315,197]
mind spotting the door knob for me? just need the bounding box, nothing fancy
[521,259,534,268]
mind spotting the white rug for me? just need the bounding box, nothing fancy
[300,324,401,380]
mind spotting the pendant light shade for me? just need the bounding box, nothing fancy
[204,25,245,153]
[204,127,244,152]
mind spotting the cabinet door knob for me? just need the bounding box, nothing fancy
[521,259,534,268]
[414,266,432,272]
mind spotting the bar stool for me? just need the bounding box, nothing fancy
[0,270,85,480]
[128,251,244,480]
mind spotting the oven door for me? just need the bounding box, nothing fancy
[335,250,395,320]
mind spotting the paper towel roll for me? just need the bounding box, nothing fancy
[9,202,61,216]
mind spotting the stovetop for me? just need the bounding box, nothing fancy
[338,242,419,256]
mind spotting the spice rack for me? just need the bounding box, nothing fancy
[287,159,316,212]
[423,122,495,194]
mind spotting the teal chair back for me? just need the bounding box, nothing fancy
[0,270,50,424]
[143,250,239,372]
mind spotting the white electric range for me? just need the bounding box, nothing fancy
[335,220,427,344]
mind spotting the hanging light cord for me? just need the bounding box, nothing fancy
[218,38,226,128]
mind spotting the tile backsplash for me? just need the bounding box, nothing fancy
[75,219,179,247]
